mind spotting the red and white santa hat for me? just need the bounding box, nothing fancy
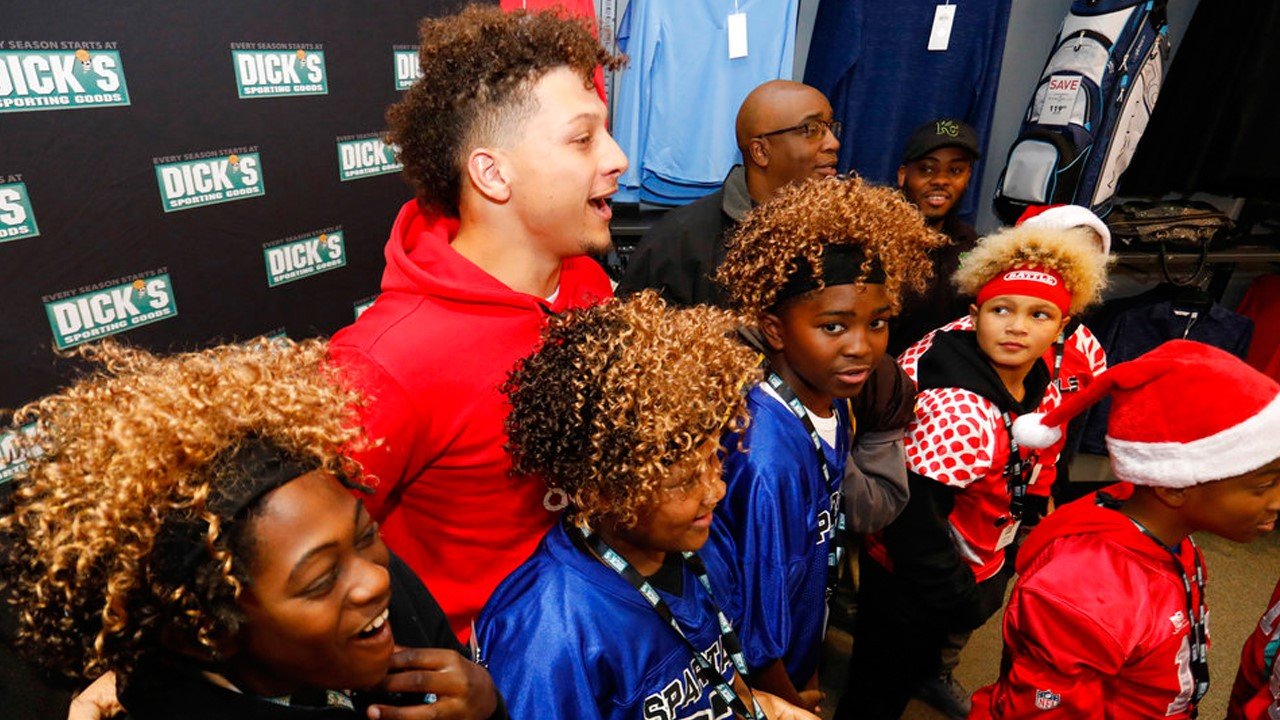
[1017,204,1112,255]
[1014,339,1280,488]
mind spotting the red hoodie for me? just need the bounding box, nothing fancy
[971,485,1210,719]
[330,200,612,640]
[1227,576,1280,720]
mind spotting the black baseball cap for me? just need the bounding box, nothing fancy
[902,118,982,162]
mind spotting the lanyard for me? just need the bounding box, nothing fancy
[576,525,767,720]
[764,370,847,606]
[999,411,1037,521]
[1126,518,1211,716]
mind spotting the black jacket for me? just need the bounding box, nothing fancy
[888,214,978,356]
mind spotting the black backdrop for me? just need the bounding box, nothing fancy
[0,1,484,415]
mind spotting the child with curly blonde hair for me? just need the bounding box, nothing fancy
[845,223,1110,720]
[474,292,817,720]
[709,175,945,711]
[0,340,502,720]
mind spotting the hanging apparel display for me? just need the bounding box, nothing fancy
[1121,3,1280,200]
[1236,274,1280,383]
[993,0,1170,223]
[803,0,1012,220]
[611,0,799,205]
[1078,285,1254,457]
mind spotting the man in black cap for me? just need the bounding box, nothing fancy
[888,118,982,356]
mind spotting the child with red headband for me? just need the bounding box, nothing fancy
[972,339,1280,718]
[842,223,1108,720]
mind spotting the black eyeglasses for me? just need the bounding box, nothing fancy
[755,119,841,141]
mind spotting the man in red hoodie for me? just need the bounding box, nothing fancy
[329,6,625,641]
[971,340,1280,719]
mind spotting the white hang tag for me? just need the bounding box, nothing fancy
[728,12,749,59]
[928,4,956,52]
[995,518,1021,552]
[1041,74,1082,126]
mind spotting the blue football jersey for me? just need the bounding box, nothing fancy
[704,383,849,686]
[475,522,742,720]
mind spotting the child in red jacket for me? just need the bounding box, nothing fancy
[972,339,1280,719]
[1227,575,1280,719]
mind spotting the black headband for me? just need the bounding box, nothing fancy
[153,436,320,585]
[773,243,887,306]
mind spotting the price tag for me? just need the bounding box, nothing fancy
[728,12,748,59]
[1041,74,1082,126]
[928,4,956,51]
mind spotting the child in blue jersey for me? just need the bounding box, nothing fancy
[474,292,819,720]
[708,176,946,710]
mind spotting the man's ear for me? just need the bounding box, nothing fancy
[747,138,771,169]
[896,165,907,189]
[759,311,786,352]
[1151,485,1190,509]
[464,147,511,204]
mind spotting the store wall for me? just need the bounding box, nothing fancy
[0,1,472,415]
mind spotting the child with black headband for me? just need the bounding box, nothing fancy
[0,340,503,720]
[841,223,1109,720]
[474,292,818,720]
[709,175,944,711]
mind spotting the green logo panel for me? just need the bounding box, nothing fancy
[155,152,265,212]
[0,181,39,242]
[44,273,179,350]
[264,230,347,287]
[233,49,328,98]
[337,138,402,181]
[0,49,130,113]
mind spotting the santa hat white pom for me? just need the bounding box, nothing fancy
[1013,339,1280,488]
[1017,204,1112,255]
[1012,412,1062,450]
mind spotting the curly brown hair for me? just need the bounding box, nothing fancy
[952,224,1112,314]
[387,5,622,217]
[714,175,949,317]
[502,292,760,529]
[0,339,365,682]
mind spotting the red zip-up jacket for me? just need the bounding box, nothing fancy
[972,485,1210,719]
[330,200,612,641]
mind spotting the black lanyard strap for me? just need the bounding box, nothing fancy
[999,412,1037,521]
[576,525,767,720]
[764,370,847,607]
[1127,518,1211,716]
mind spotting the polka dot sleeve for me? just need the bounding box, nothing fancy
[904,388,998,488]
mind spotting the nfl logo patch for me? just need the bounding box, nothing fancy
[1035,689,1061,710]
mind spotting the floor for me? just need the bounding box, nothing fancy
[817,520,1280,719]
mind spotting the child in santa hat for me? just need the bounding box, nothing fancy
[972,339,1280,719]
[846,223,1109,720]
[1228,575,1280,720]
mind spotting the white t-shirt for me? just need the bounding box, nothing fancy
[760,382,839,448]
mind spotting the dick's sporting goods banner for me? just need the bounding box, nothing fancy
[0,1,482,417]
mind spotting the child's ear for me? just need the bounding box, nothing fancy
[759,312,786,352]
[1059,315,1072,334]
[968,303,979,321]
[1151,485,1189,509]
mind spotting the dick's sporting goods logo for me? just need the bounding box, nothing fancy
[0,422,40,484]
[154,146,265,212]
[393,46,419,90]
[264,227,346,287]
[337,133,402,181]
[0,176,39,242]
[0,42,130,112]
[43,269,178,349]
[232,43,327,98]
[354,295,378,320]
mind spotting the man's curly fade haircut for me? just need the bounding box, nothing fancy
[714,175,950,317]
[952,224,1112,315]
[0,338,366,682]
[387,5,622,217]
[502,292,760,529]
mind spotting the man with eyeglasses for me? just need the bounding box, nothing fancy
[888,118,982,358]
[618,79,840,308]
